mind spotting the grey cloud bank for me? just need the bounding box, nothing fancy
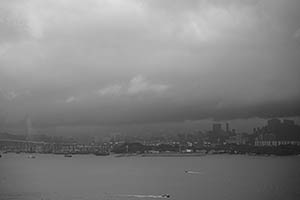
[0,0,300,130]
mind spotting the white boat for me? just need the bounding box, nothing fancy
[114,194,170,198]
[185,170,202,174]
[27,155,36,159]
[161,194,170,198]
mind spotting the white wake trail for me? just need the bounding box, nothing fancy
[113,194,170,199]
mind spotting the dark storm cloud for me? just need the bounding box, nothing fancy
[0,0,300,127]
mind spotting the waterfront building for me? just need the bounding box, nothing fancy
[254,118,300,146]
[226,123,229,133]
[212,123,222,134]
[254,139,300,147]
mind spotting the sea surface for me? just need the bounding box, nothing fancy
[0,153,300,200]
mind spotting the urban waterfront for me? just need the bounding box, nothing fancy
[1,153,300,200]
[1,1,300,199]
[1,119,300,156]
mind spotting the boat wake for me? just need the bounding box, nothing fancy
[114,194,170,198]
[185,170,203,174]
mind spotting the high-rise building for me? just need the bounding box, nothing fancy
[26,115,32,141]
[212,123,222,134]
[267,118,281,129]
[226,123,229,133]
[232,129,236,135]
[268,119,281,131]
[283,119,295,126]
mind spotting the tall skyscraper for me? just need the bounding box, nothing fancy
[267,118,281,130]
[226,123,229,133]
[212,123,222,134]
[283,119,295,126]
[26,115,32,141]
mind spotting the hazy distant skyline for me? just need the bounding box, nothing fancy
[1,0,300,132]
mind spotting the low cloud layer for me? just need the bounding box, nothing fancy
[0,0,300,128]
[98,75,169,96]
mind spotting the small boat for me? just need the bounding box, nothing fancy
[64,153,72,157]
[27,155,36,159]
[114,194,170,198]
[161,194,170,198]
[185,170,202,174]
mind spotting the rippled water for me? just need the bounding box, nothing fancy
[1,153,300,200]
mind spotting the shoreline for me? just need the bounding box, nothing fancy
[141,153,207,157]
[1,151,300,157]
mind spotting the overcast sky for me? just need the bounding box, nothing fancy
[1,0,300,133]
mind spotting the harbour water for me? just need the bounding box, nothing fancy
[0,154,300,200]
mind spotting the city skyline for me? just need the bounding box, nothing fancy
[1,117,300,156]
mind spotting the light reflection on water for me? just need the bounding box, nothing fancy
[1,153,300,200]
